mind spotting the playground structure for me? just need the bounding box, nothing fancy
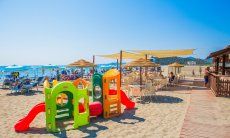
[45,80,90,132]
[14,69,135,132]
[102,69,122,118]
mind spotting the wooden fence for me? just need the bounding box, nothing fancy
[208,73,230,97]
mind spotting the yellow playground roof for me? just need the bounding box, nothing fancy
[103,69,120,78]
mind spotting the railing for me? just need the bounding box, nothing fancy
[208,73,230,97]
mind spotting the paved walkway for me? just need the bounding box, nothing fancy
[180,88,230,138]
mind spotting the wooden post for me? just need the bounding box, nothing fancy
[81,67,83,78]
[93,55,95,74]
[216,57,219,74]
[119,50,122,87]
[140,67,142,91]
[116,59,119,70]
[222,55,226,75]
[216,76,220,96]
[145,54,148,77]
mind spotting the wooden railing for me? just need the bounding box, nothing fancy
[208,73,230,97]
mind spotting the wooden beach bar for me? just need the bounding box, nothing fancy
[207,45,230,97]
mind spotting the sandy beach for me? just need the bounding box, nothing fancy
[0,80,229,138]
[0,85,190,138]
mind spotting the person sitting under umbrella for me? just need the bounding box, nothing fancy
[168,72,175,83]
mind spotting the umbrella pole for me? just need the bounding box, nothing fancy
[116,59,119,70]
[93,55,95,74]
[145,54,148,78]
[119,50,122,87]
[140,67,142,91]
[81,67,83,78]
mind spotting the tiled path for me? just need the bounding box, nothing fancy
[180,88,230,138]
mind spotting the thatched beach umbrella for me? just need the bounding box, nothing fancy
[68,59,96,77]
[168,62,184,75]
[124,58,159,90]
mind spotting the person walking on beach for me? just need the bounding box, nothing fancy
[199,66,202,77]
[192,69,195,76]
[204,67,210,87]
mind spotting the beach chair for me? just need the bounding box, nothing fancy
[2,78,14,89]
[161,78,169,90]
[21,79,38,94]
[34,76,45,86]
[168,77,178,87]
[142,82,157,102]
[121,77,132,97]
[10,80,22,93]
[156,78,168,91]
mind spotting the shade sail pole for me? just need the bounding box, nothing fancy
[119,50,123,87]
[93,55,95,74]
[140,67,142,91]
[145,54,148,77]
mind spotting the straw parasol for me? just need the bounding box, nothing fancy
[124,58,159,90]
[68,59,96,77]
[168,62,184,75]
[68,59,95,67]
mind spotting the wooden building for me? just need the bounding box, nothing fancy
[207,45,230,97]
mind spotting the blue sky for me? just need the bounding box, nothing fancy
[0,0,229,65]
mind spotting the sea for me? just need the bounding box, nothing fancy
[0,63,118,82]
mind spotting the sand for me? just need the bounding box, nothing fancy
[0,83,229,138]
[0,86,190,138]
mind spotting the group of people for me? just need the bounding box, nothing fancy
[168,67,210,87]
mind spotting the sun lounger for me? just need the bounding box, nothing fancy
[20,78,39,94]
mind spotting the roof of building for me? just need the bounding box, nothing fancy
[207,45,230,59]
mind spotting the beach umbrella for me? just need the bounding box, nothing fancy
[5,65,25,71]
[68,59,96,77]
[42,64,58,69]
[42,64,58,77]
[5,65,31,78]
[168,62,184,75]
[124,58,159,90]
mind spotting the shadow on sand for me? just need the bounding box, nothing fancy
[110,108,145,125]
[139,95,184,104]
[22,127,68,138]
[78,121,108,138]
[19,108,145,138]
[167,84,209,92]
[78,108,145,137]
[6,90,43,96]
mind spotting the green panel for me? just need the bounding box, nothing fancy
[92,73,103,103]
[74,88,89,127]
[56,91,73,118]
[45,81,79,132]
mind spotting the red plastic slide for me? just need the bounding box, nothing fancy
[79,101,103,117]
[120,90,135,109]
[14,102,45,132]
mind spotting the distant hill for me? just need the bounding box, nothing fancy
[151,56,212,65]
